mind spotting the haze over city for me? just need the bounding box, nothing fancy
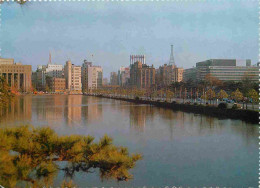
[2,1,258,78]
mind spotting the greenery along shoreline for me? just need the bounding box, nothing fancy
[88,94,259,124]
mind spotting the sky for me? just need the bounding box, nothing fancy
[1,1,258,78]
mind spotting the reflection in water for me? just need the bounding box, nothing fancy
[0,96,32,125]
[65,95,82,126]
[0,95,258,187]
[81,97,103,124]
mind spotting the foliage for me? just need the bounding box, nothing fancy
[246,89,259,103]
[231,89,243,102]
[0,126,142,187]
[217,89,228,100]
[218,103,227,109]
[0,76,14,108]
[205,89,216,100]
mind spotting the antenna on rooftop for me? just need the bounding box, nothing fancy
[169,45,175,65]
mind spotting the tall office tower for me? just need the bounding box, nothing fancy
[130,55,146,65]
[118,66,130,87]
[81,60,103,92]
[0,58,32,92]
[64,60,82,93]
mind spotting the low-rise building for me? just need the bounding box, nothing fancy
[196,59,258,82]
[0,58,32,92]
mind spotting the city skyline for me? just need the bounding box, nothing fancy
[2,1,258,78]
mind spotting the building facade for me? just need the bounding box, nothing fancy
[118,66,130,87]
[81,60,103,92]
[196,59,258,82]
[49,77,66,92]
[110,72,118,86]
[64,60,82,93]
[183,67,197,82]
[157,64,183,86]
[0,58,32,92]
[130,61,155,89]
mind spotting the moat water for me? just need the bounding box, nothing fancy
[0,95,258,187]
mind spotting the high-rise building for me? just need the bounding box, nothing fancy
[0,58,32,92]
[64,60,82,93]
[118,66,130,86]
[81,60,103,92]
[110,72,118,86]
[130,61,155,89]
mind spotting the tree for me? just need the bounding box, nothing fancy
[0,76,13,108]
[205,89,216,104]
[0,125,142,187]
[247,89,259,110]
[166,90,174,102]
[217,89,228,100]
[231,89,243,102]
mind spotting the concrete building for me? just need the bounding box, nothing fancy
[157,64,183,85]
[110,72,118,85]
[183,67,197,82]
[196,59,258,82]
[103,78,108,86]
[0,58,32,92]
[130,61,155,89]
[81,60,103,92]
[118,66,130,87]
[156,45,184,86]
[32,53,64,91]
[64,60,82,93]
[49,78,66,92]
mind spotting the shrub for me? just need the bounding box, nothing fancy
[218,102,227,109]
[171,101,177,104]
[135,96,140,100]
[194,102,198,105]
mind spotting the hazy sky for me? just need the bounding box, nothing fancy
[2,1,258,78]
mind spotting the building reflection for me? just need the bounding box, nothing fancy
[129,105,155,131]
[81,96,103,124]
[35,96,65,126]
[64,95,83,126]
[0,96,32,125]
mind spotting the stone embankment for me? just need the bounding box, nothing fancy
[85,94,259,124]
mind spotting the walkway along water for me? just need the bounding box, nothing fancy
[85,94,258,124]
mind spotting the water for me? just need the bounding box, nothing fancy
[0,95,258,187]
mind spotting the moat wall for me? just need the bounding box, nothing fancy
[86,94,259,124]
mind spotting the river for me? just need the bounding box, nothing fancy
[0,95,258,187]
